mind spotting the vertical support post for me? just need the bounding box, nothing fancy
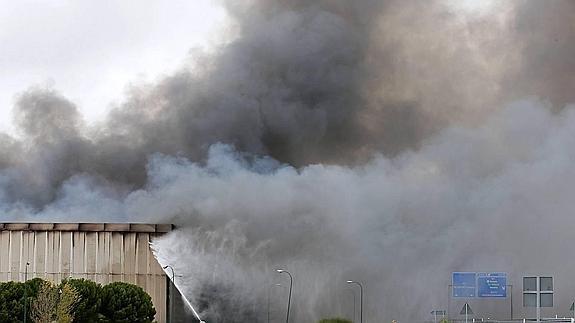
[170,275,174,323]
[359,284,363,323]
[510,284,513,320]
[351,290,356,323]
[447,285,452,321]
[536,276,541,323]
[23,262,29,323]
[163,265,175,323]
[277,270,293,323]
[287,274,293,323]
[347,281,363,323]
[166,276,171,323]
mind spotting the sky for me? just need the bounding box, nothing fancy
[0,0,228,134]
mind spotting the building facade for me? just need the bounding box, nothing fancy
[0,223,171,323]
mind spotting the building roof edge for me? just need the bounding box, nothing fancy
[0,223,174,233]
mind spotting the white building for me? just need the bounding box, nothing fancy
[0,223,172,323]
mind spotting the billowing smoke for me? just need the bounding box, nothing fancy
[2,0,575,321]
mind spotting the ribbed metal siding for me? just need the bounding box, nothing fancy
[0,230,167,323]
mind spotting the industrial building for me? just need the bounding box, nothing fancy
[0,223,172,323]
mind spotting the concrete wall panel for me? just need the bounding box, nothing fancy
[0,232,8,281]
[85,232,97,281]
[124,232,136,284]
[34,232,46,279]
[61,232,72,277]
[10,231,21,281]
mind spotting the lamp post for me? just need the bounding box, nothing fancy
[347,280,363,323]
[276,269,293,323]
[23,262,29,323]
[163,265,175,323]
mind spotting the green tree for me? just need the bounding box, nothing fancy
[0,278,44,322]
[25,278,45,298]
[318,318,353,323]
[0,281,26,322]
[30,280,57,323]
[99,282,156,323]
[56,281,80,323]
[60,278,101,322]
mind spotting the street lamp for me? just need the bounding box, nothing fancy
[23,262,30,323]
[276,269,293,323]
[163,265,175,323]
[347,280,363,323]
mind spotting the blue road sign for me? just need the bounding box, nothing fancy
[477,272,507,297]
[453,272,476,298]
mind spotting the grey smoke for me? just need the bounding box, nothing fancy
[153,100,575,321]
[509,0,575,108]
[1,0,575,321]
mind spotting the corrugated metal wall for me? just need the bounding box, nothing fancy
[0,230,167,323]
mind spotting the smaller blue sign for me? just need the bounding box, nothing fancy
[477,272,507,298]
[453,272,476,298]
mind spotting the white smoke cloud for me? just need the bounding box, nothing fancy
[4,99,574,320]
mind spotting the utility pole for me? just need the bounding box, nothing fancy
[163,265,175,323]
[23,262,29,323]
[347,280,364,323]
[508,284,513,320]
[447,284,452,320]
[276,269,293,323]
[537,277,540,323]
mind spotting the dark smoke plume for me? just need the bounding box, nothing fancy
[507,0,575,107]
[2,0,575,321]
[0,0,509,208]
